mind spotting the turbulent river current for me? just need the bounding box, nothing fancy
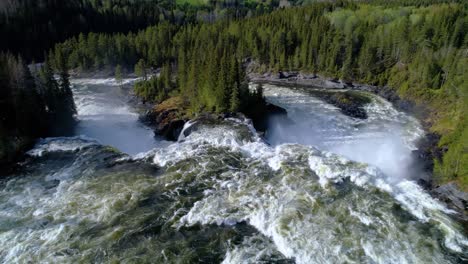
[0,79,467,263]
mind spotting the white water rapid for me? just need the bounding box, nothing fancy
[0,80,466,263]
[71,78,166,154]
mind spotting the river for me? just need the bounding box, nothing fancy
[0,78,466,263]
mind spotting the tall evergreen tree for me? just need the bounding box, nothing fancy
[115,64,123,87]
[135,59,147,80]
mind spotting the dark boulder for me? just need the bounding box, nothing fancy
[141,97,187,141]
[313,91,371,119]
[432,183,468,227]
[412,132,443,174]
[247,102,290,132]
[266,103,287,116]
[278,71,288,79]
[368,86,414,113]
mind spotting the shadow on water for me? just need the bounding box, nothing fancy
[71,78,165,155]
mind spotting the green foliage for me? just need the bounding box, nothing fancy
[50,1,468,189]
[0,0,287,62]
[0,52,76,166]
[134,64,174,103]
[134,59,147,80]
[115,65,123,86]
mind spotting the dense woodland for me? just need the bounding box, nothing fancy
[0,53,76,167]
[0,0,283,61]
[49,1,467,189]
[0,0,467,188]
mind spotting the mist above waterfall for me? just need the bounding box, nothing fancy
[71,78,167,154]
[1,80,465,263]
[262,84,424,181]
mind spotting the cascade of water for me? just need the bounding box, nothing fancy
[0,80,465,263]
[71,78,166,154]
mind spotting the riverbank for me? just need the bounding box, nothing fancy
[0,137,34,175]
[140,95,288,142]
[248,70,416,113]
[247,69,467,226]
[68,71,467,226]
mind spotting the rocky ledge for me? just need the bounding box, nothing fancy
[433,183,468,228]
[140,97,188,141]
[248,70,414,113]
[308,90,371,119]
[141,96,289,142]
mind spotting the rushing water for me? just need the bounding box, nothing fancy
[0,79,467,263]
[71,78,166,154]
[260,84,425,181]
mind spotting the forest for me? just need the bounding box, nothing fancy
[1,0,467,189]
[0,0,282,61]
[0,53,76,168]
[2,1,468,262]
[47,0,467,189]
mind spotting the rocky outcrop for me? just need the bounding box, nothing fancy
[141,97,188,141]
[414,133,466,227]
[432,183,468,227]
[142,95,290,141]
[247,69,415,114]
[311,91,371,119]
[0,136,34,175]
[412,133,444,174]
[244,101,290,133]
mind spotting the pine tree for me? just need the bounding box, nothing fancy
[39,58,59,115]
[115,64,123,87]
[135,59,147,80]
[230,85,240,113]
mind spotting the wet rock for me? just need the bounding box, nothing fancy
[148,109,186,141]
[357,85,415,113]
[179,113,221,138]
[416,178,432,191]
[432,183,468,225]
[412,132,443,174]
[159,119,186,141]
[278,71,287,79]
[312,91,371,119]
[266,103,287,116]
[142,97,187,141]
[298,73,317,79]
[247,102,290,132]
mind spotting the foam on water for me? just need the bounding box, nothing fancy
[27,136,99,157]
[1,83,466,263]
[70,77,142,86]
[71,77,164,154]
[143,117,467,263]
[222,234,292,264]
[260,83,425,180]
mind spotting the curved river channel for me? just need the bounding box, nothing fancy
[0,78,466,263]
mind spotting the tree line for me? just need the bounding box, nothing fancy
[0,53,76,167]
[51,1,467,188]
[0,0,284,62]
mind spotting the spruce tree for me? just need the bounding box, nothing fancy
[230,85,240,113]
[135,59,147,80]
[115,65,123,87]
